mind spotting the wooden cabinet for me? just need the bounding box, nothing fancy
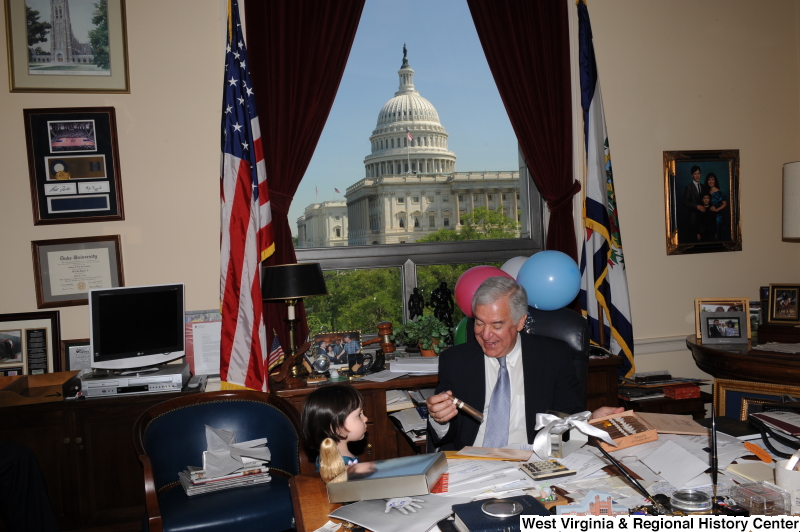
[586,356,622,412]
[0,390,200,532]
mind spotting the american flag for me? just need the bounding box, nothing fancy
[267,334,285,372]
[406,128,414,142]
[334,188,341,194]
[220,0,274,392]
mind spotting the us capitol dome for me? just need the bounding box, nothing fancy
[297,47,522,248]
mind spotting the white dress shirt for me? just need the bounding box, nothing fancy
[430,333,528,446]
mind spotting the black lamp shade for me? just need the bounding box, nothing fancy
[261,263,328,300]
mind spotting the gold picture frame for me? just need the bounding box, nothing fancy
[767,284,800,325]
[663,150,741,255]
[4,0,129,93]
[694,297,750,338]
[714,378,800,419]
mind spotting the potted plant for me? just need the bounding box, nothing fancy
[392,315,453,356]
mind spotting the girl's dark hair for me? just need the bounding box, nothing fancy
[705,173,718,188]
[301,384,364,450]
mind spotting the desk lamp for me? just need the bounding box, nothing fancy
[262,263,328,359]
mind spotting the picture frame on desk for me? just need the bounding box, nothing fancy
[309,331,360,370]
[31,235,124,308]
[4,0,130,93]
[700,311,748,344]
[714,378,800,420]
[694,297,750,338]
[766,284,800,325]
[663,149,741,255]
[0,311,60,374]
[23,107,124,225]
[60,338,90,372]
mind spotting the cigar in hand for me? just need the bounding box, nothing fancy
[451,397,484,422]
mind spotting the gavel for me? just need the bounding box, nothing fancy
[361,321,396,354]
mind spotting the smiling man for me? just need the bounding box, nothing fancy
[426,276,621,451]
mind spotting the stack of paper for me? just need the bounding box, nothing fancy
[386,389,414,412]
[408,388,436,404]
[179,425,272,496]
[389,357,438,374]
[390,407,426,433]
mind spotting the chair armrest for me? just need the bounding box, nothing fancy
[138,454,163,532]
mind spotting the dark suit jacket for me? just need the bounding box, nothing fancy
[683,181,708,233]
[428,333,583,451]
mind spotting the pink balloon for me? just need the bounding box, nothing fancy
[454,266,513,317]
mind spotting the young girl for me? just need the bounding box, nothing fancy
[301,384,369,483]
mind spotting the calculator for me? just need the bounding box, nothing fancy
[519,460,577,481]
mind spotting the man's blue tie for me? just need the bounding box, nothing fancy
[483,356,510,448]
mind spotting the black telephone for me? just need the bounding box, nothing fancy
[748,403,800,459]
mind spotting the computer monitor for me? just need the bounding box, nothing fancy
[89,283,185,370]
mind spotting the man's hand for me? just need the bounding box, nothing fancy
[696,205,706,212]
[426,391,457,424]
[590,406,625,420]
[384,497,424,514]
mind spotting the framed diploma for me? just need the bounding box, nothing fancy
[0,311,60,374]
[31,235,124,309]
[23,107,124,225]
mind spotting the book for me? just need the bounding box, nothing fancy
[386,389,414,411]
[178,470,271,496]
[619,386,664,400]
[751,411,800,437]
[188,465,269,483]
[452,495,549,532]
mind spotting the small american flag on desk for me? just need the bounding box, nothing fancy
[219,0,274,391]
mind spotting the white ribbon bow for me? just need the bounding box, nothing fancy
[533,411,617,458]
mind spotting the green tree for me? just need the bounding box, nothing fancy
[88,0,109,69]
[417,207,519,243]
[26,6,50,60]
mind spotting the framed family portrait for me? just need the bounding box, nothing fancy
[31,235,124,308]
[307,331,361,370]
[4,0,129,93]
[694,297,750,338]
[663,150,741,255]
[699,311,748,345]
[24,107,124,225]
[0,311,60,375]
[767,284,800,325]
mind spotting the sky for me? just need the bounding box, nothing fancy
[26,0,99,50]
[288,0,519,235]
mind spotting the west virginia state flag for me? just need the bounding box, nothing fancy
[577,0,634,377]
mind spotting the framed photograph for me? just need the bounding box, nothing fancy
[700,311,748,345]
[767,284,800,325]
[308,331,361,370]
[4,0,129,93]
[694,297,750,338]
[32,235,124,309]
[60,338,90,372]
[24,107,124,225]
[663,150,741,255]
[0,311,60,374]
[714,378,800,419]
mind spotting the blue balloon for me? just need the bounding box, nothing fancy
[516,251,581,311]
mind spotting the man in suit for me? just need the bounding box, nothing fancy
[682,165,707,242]
[708,319,723,338]
[426,277,622,451]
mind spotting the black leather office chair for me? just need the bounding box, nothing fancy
[133,390,313,532]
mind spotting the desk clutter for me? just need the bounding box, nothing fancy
[387,388,434,444]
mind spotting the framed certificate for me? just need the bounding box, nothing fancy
[31,235,124,309]
[0,311,60,374]
[24,107,124,225]
[60,338,91,372]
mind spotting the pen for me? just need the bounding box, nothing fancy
[711,403,718,512]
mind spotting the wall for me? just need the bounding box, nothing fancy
[0,0,798,383]
[588,0,800,380]
[0,1,224,341]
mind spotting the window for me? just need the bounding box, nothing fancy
[391,139,394,148]
[334,215,340,220]
[517,193,520,200]
[458,195,464,202]
[443,217,450,227]
[397,197,405,204]
[443,195,449,202]
[427,196,434,203]
[487,194,493,201]
[412,196,420,204]
[399,218,405,228]
[429,215,435,227]
[502,194,507,201]
[473,194,480,201]
[414,217,420,228]
[335,228,341,237]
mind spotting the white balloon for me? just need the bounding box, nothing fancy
[500,256,529,280]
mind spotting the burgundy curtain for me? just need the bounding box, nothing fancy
[466,0,579,262]
[244,0,365,353]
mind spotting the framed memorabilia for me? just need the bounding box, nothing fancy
[308,331,361,370]
[31,235,124,308]
[694,297,750,338]
[767,284,800,325]
[4,0,129,93]
[60,338,90,372]
[24,107,124,225]
[714,378,800,419]
[699,311,748,345]
[0,311,60,374]
[663,150,741,255]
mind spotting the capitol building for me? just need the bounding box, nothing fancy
[296,49,522,247]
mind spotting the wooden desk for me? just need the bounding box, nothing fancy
[290,474,344,532]
[687,335,800,385]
